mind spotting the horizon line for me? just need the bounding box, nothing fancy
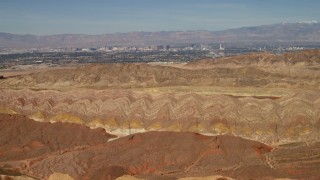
[1,21,319,36]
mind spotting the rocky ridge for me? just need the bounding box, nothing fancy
[0,89,319,144]
[0,50,320,144]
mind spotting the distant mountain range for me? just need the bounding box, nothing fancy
[1,22,320,48]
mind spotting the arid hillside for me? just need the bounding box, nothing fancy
[1,50,320,179]
[193,49,320,63]
[0,89,320,145]
[1,50,320,145]
[1,50,320,89]
[1,114,320,180]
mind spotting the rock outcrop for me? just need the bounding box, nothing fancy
[0,89,319,144]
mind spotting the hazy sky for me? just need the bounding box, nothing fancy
[0,0,319,35]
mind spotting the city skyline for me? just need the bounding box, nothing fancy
[0,0,320,35]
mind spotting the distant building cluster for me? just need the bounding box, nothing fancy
[1,41,319,69]
[1,41,318,57]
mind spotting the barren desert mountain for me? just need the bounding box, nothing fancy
[1,50,320,179]
[0,88,320,145]
[1,50,320,90]
[0,50,320,144]
[1,22,320,48]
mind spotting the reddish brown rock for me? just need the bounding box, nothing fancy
[0,114,116,162]
[1,114,320,179]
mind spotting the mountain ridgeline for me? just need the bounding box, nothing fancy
[1,22,320,48]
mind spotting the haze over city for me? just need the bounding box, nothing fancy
[1,0,320,35]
